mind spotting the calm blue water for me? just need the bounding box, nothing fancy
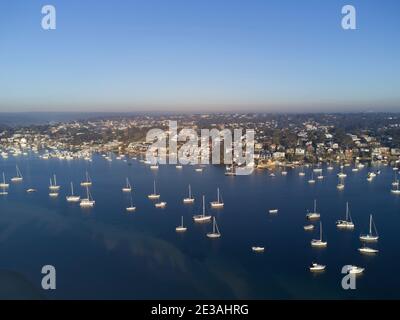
[1,155,400,299]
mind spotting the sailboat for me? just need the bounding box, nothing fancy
[309,262,326,272]
[327,161,334,171]
[80,171,92,187]
[49,174,60,190]
[49,175,60,196]
[175,216,187,232]
[80,186,95,207]
[11,165,23,182]
[391,183,400,194]
[0,173,8,195]
[299,167,305,176]
[210,188,224,208]
[193,195,212,222]
[0,172,9,188]
[306,200,320,220]
[126,194,136,212]
[392,172,399,187]
[311,221,327,247]
[183,184,195,204]
[207,216,221,238]
[155,201,167,208]
[66,182,80,202]
[308,172,315,184]
[122,178,132,192]
[147,180,160,199]
[359,214,379,241]
[338,167,347,178]
[252,246,265,253]
[337,176,345,190]
[336,202,354,229]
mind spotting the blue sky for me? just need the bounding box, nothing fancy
[0,0,399,112]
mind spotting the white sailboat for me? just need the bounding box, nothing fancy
[337,176,345,190]
[308,172,315,184]
[309,263,326,272]
[80,186,95,207]
[49,174,60,191]
[122,178,132,192]
[175,216,187,232]
[306,200,320,220]
[207,216,221,238]
[193,195,212,222]
[80,171,92,187]
[269,209,278,214]
[336,202,354,229]
[392,172,399,187]
[311,221,327,247]
[66,182,80,202]
[210,188,224,208]
[252,246,265,253]
[299,167,305,176]
[148,180,160,199]
[126,194,136,212]
[11,165,23,182]
[183,184,195,204]
[391,183,400,194]
[0,173,8,195]
[359,214,379,242]
[0,172,9,188]
[338,167,347,178]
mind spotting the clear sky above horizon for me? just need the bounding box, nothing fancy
[0,0,399,113]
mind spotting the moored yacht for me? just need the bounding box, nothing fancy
[309,263,326,272]
[336,202,354,229]
[80,171,92,187]
[66,182,80,202]
[80,186,95,207]
[193,195,212,223]
[304,224,315,231]
[126,194,136,212]
[206,216,221,238]
[155,201,167,208]
[337,176,345,190]
[0,173,9,188]
[122,177,132,192]
[175,216,187,232]
[183,184,195,204]
[11,165,23,182]
[359,214,379,242]
[306,200,320,220]
[148,180,160,199]
[348,265,365,274]
[252,246,265,253]
[311,222,327,248]
[210,188,224,208]
[358,246,379,254]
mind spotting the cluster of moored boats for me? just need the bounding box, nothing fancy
[304,199,378,273]
[1,158,392,275]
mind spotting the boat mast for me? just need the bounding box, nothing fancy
[71,182,74,195]
[369,214,372,235]
[189,184,191,198]
[217,188,220,203]
[202,195,205,217]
